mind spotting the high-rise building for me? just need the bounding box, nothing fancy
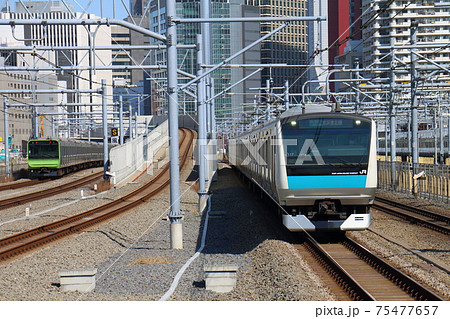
[328,1,350,66]
[130,0,145,16]
[247,0,309,93]
[327,0,363,93]
[0,1,113,139]
[149,0,259,120]
[11,1,113,115]
[111,16,151,85]
[307,0,328,94]
[111,25,132,82]
[361,0,450,85]
[130,0,151,16]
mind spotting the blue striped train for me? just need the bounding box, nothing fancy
[228,105,377,232]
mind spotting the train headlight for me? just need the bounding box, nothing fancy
[291,121,297,126]
[355,120,361,125]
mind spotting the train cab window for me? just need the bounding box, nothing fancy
[281,116,371,174]
[28,140,59,159]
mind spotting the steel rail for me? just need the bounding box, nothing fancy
[302,236,376,301]
[0,179,48,191]
[0,129,194,263]
[0,172,103,210]
[301,235,445,301]
[375,196,450,225]
[342,237,444,301]
[373,197,450,235]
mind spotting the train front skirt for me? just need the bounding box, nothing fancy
[282,213,371,232]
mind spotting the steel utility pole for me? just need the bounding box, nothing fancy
[389,48,397,189]
[119,96,124,145]
[410,20,419,167]
[166,0,183,249]
[410,20,420,197]
[3,97,11,178]
[101,80,109,180]
[197,34,208,212]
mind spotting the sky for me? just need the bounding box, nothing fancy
[1,0,130,20]
[70,0,129,19]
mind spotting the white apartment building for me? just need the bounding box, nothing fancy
[361,0,450,84]
[0,1,113,139]
[0,61,61,151]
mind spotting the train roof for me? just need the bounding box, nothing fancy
[280,104,331,119]
[280,105,373,122]
[27,138,102,145]
[232,104,374,139]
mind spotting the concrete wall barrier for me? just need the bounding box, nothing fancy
[109,120,168,185]
[59,268,97,292]
[204,264,238,293]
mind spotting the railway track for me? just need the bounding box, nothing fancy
[0,128,195,263]
[373,196,450,235]
[0,171,103,210]
[295,234,444,301]
[0,179,49,191]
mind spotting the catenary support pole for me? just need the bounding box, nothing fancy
[129,104,133,140]
[134,112,138,137]
[201,0,211,134]
[3,97,10,178]
[410,20,420,196]
[101,80,109,181]
[119,96,124,145]
[52,116,56,137]
[355,59,361,114]
[209,76,217,181]
[439,110,444,164]
[285,80,290,111]
[410,21,419,167]
[385,116,389,161]
[448,116,450,159]
[389,49,397,188]
[197,34,208,212]
[167,0,183,249]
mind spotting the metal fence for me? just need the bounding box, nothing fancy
[378,161,450,204]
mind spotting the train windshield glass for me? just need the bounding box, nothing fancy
[281,117,371,170]
[28,141,59,159]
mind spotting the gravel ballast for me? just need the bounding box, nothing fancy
[0,161,334,301]
[0,158,448,301]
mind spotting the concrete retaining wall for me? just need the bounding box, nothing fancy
[109,120,168,186]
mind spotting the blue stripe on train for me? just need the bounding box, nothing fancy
[287,175,367,189]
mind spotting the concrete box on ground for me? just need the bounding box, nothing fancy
[204,264,238,293]
[59,268,97,292]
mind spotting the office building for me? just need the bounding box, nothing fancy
[149,0,260,120]
[247,0,309,94]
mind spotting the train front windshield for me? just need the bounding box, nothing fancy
[281,117,371,175]
[28,140,59,159]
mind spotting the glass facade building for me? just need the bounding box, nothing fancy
[246,0,308,93]
[149,0,232,118]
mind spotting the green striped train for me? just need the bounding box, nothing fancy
[27,138,104,178]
